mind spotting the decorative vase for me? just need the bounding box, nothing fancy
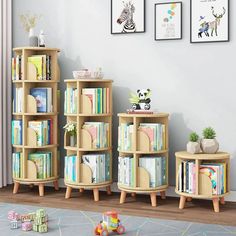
[186,141,201,154]
[201,139,219,154]
[29,28,38,47]
[70,135,76,147]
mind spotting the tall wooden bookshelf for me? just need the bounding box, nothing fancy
[12,47,60,196]
[118,113,169,207]
[64,79,113,202]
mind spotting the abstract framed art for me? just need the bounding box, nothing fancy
[190,0,229,43]
[111,0,145,34]
[154,2,182,41]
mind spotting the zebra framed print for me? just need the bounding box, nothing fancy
[190,0,229,43]
[111,0,145,34]
[154,2,182,41]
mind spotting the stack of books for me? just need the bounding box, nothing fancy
[30,88,53,113]
[82,122,109,148]
[64,88,78,114]
[13,87,23,113]
[64,155,77,183]
[28,55,52,80]
[82,153,110,183]
[139,156,167,187]
[82,88,110,114]
[139,123,166,151]
[12,152,23,178]
[118,123,134,151]
[118,156,135,187]
[12,55,22,80]
[12,120,22,145]
[28,119,53,146]
[28,152,53,179]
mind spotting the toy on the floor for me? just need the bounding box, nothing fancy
[8,210,20,221]
[95,211,125,236]
[10,220,20,229]
[129,89,151,110]
[33,209,48,233]
[22,221,33,231]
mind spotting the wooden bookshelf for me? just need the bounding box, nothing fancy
[12,47,60,196]
[117,113,169,207]
[64,79,113,201]
[175,151,230,213]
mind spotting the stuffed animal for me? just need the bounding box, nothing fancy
[129,89,151,110]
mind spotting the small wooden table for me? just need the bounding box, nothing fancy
[175,151,230,213]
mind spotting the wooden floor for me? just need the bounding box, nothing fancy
[0,185,236,226]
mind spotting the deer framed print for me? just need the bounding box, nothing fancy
[155,2,182,41]
[191,0,229,43]
[111,0,145,34]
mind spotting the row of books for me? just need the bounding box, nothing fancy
[82,122,109,148]
[30,87,53,113]
[12,55,22,80]
[64,88,78,114]
[118,123,133,151]
[12,120,22,145]
[13,87,23,113]
[12,152,23,178]
[29,119,53,146]
[65,153,111,183]
[178,161,227,195]
[82,88,110,114]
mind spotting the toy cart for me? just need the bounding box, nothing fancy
[95,211,125,236]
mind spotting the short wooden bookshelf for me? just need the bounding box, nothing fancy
[117,113,169,207]
[12,47,60,196]
[175,151,230,213]
[64,79,113,201]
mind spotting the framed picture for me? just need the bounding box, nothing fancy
[190,0,229,43]
[155,2,182,41]
[111,0,145,34]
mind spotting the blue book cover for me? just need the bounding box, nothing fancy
[30,88,48,112]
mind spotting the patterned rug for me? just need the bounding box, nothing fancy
[0,203,236,236]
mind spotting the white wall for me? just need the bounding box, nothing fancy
[13,0,236,189]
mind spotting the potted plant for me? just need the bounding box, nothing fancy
[187,132,201,154]
[63,122,77,147]
[201,127,219,154]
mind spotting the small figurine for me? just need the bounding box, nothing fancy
[95,211,125,236]
[22,221,32,231]
[39,30,46,47]
[10,220,19,229]
[129,89,151,110]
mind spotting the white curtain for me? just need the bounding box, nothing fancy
[0,0,12,188]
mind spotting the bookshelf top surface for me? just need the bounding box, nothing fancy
[13,47,60,52]
[175,151,230,160]
[64,79,113,83]
[118,113,169,118]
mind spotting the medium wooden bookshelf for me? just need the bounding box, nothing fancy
[175,151,230,213]
[64,79,113,201]
[12,47,60,196]
[117,113,169,207]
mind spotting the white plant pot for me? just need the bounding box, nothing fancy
[201,139,219,154]
[187,141,201,154]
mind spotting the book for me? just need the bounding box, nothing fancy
[12,120,22,145]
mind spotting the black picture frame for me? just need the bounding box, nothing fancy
[190,0,230,43]
[154,2,183,41]
[111,0,146,34]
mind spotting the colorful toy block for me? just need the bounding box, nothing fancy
[22,221,32,231]
[10,220,19,229]
[8,211,20,221]
[39,223,48,233]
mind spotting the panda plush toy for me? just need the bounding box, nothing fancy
[129,89,151,110]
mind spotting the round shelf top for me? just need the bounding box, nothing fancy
[118,112,169,118]
[13,47,60,52]
[175,151,230,160]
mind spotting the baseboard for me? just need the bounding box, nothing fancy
[47,178,236,202]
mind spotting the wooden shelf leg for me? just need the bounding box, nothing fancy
[179,196,186,209]
[53,180,59,191]
[160,191,166,200]
[38,184,44,197]
[65,186,72,199]
[106,186,112,195]
[212,198,220,213]
[120,191,127,204]
[79,188,84,193]
[150,193,157,207]
[93,188,99,202]
[220,197,225,205]
[131,193,136,198]
[187,197,192,202]
[13,182,20,194]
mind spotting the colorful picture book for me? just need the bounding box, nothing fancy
[30,88,52,113]
[12,55,22,80]
[64,155,77,183]
[12,120,22,145]
[12,152,23,178]
[64,88,78,114]
[82,88,110,114]
[13,87,23,113]
[28,152,53,179]
[82,122,109,148]
[28,55,52,80]
[28,119,53,146]
[118,123,134,151]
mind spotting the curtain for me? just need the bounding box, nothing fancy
[0,0,12,188]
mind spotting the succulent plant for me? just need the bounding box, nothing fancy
[189,132,199,142]
[203,127,216,139]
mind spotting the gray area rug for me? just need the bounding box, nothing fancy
[0,203,236,236]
